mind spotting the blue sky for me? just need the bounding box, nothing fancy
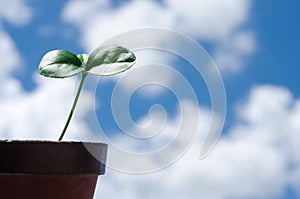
[0,0,299,198]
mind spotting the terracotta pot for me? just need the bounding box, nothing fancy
[0,140,107,199]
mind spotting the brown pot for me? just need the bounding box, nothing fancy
[0,140,107,199]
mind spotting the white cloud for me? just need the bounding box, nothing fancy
[0,30,21,84]
[0,74,94,140]
[0,3,94,140]
[62,0,255,76]
[0,0,32,92]
[0,1,91,141]
[0,0,32,26]
[62,0,252,49]
[62,0,171,51]
[94,85,300,199]
[214,31,256,73]
[106,100,204,162]
[164,0,251,40]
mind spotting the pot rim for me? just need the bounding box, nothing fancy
[0,140,107,175]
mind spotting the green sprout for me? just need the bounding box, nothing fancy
[38,45,136,141]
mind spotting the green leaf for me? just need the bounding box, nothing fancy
[38,50,84,78]
[85,45,136,76]
[77,54,89,66]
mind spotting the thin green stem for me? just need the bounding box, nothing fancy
[58,72,87,141]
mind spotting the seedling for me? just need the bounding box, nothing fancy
[38,45,136,141]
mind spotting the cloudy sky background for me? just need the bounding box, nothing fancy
[0,0,299,198]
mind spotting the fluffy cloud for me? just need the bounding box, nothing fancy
[62,0,252,48]
[62,0,255,74]
[0,1,93,141]
[0,75,94,140]
[213,31,256,73]
[0,0,32,89]
[0,32,93,140]
[0,30,21,85]
[94,85,300,199]
[0,0,31,83]
[0,0,32,26]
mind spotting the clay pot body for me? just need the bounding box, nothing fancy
[0,141,107,199]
